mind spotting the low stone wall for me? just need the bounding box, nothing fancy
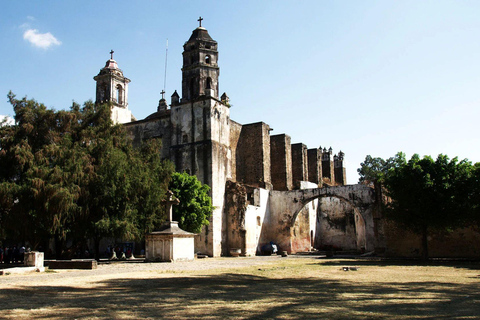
[384,221,480,258]
[47,260,97,270]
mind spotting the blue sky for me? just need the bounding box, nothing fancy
[1,1,479,183]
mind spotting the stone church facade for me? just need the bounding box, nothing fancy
[94,22,480,259]
[94,19,480,257]
[92,23,366,257]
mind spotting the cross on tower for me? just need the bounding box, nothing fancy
[198,16,203,27]
[162,190,180,222]
[160,90,165,100]
[110,50,114,59]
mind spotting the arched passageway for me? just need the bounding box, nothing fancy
[259,184,380,254]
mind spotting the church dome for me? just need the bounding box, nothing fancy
[104,59,118,70]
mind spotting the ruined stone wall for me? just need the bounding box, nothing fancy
[270,134,293,191]
[223,180,247,255]
[244,188,269,256]
[265,185,378,253]
[307,148,322,187]
[290,181,319,253]
[291,143,308,189]
[316,197,363,251]
[383,221,480,258]
[224,181,269,256]
[235,122,272,189]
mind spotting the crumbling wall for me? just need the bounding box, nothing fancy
[224,180,247,255]
[264,184,377,254]
[224,180,269,256]
[291,181,318,253]
[270,134,293,191]
[316,197,362,251]
[244,188,269,256]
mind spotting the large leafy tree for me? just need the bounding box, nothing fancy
[0,93,173,258]
[359,153,475,260]
[0,93,85,249]
[169,172,213,233]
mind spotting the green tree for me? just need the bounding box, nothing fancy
[0,93,85,249]
[381,154,472,260]
[68,101,174,259]
[358,152,406,185]
[168,172,213,233]
[0,93,174,258]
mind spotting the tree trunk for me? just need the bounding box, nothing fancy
[421,226,429,261]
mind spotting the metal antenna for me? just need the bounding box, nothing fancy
[163,39,168,96]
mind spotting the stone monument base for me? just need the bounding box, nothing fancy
[145,221,195,262]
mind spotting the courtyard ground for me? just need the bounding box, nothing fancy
[0,255,479,319]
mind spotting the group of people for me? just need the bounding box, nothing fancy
[0,245,29,264]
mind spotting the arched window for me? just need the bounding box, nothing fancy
[206,77,212,90]
[205,55,211,64]
[116,85,123,104]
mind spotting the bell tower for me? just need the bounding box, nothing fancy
[93,50,133,124]
[181,17,219,102]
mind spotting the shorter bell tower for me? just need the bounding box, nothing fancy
[94,50,133,124]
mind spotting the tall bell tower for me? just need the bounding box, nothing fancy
[171,18,231,257]
[181,17,219,102]
[93,50,133,124]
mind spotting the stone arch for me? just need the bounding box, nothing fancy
[290,194,367,252]
[289,193,366,228]
[264,185,377,254]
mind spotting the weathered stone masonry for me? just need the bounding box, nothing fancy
[98,22,370,257]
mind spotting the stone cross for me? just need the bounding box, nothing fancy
[161,90,165,100]
[163,190,180,222]
[198,16,203,27]
[110,50,114,59]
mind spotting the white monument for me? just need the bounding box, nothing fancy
[145,191,195,262]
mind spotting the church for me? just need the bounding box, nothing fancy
[90,20,480,259]
[92,19,385,258]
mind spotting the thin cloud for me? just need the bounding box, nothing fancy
[23,29,61,49]
[27,16,35,21]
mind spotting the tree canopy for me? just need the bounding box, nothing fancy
[169,172,213,234]
[0,92,174,257]
[358,152,479,259]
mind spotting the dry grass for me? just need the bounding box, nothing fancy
[1,257,479,319]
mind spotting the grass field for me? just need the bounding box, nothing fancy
[1,257,479,319]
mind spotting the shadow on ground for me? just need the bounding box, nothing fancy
[314,257,480,271]
[1,270,479,319]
